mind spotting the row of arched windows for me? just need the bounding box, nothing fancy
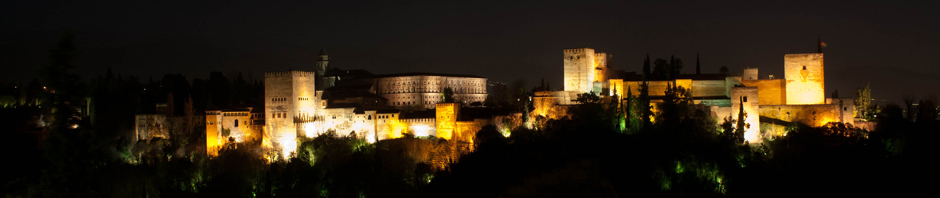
[224,112,248,116]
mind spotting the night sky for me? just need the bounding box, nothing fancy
[3,0,938,103]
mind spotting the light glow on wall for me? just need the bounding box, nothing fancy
[386,119,406,139]
[744,130,760,144]
[303,122,316,137]
[411,125,432,137]
[279,135,297,159]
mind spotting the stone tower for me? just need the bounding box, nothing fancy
[784,53,825,105]
[593,52,610,83]
[314,48,330,90]
[563,48,596,93]
[435,103,460,140]
[264,70,317,159]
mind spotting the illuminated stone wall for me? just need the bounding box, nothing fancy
[532,91,575,120]
[785,53,825,105]
[730,87,761,143]
[759,104,842,131]
[435,103,459,140]
[593,52,610,83]
[608,79,623,97]
[205,112,221,156]
[221,110,256,142]
[205,109,259,156]
[564,48,595,92]
[691,80,729,98]
[620,79,727,98]
[743,68,759,80]
[455,119,487,143]
[375,112,405,140]
[401,118,436,137]
[373,75,487,109]
[741,79,786,105]
[309,107,356,137]
[826,98,855,125]
[264,71,317,159]
[135,114,169,142]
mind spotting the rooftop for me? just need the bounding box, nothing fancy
[369,72,483,78]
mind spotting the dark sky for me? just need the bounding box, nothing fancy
[2,0,938,104]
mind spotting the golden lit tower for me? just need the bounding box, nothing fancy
[784,53,825,105]
[435,103,459,140]
[563,48,596,93]
[264,70,317,159]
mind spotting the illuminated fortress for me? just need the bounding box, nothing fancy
[203,49,501,159]
[535,45,855,144]
[197,43,855,159]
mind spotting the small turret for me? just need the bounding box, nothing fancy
[315,47,331,90]
[318,47,329,61]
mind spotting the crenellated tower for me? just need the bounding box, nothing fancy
[563,48,596,93]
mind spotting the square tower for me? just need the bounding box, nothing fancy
[784,53,825,105]
[264,70,317,159]
[564,48,596,93]
[435,103,459,140]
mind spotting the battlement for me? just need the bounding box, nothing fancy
[435,103,458,108]
[784,53,823,57]
[265,70,315,78]
[564,48,594,53]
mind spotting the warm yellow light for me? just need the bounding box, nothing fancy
[279,135,297,160]
[411,125,432,137]
[303,122,316,137]
[744,130,760,143]
[386,119,406,139]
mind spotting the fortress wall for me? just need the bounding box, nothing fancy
[742,79,787,105]
[375,112,404,140]
[692,80,728,97]
[785,53,825,104]
[759,104,842,128]
[533,91,570,120]
[826,98,855,125]
[220,111,254,143]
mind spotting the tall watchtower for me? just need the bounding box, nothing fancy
[784,53,825,104]
[563,48,596,93]
[314,48,330,90]
[264,70,317,159]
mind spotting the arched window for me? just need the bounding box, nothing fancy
[234,119,239,127]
